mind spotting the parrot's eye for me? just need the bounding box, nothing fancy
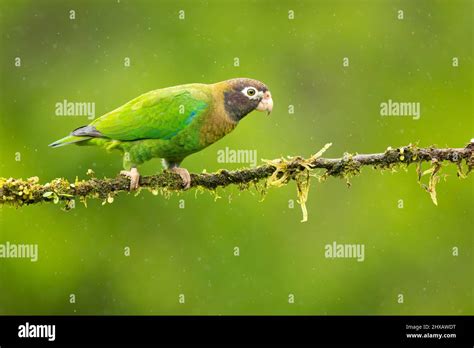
[246,88,256,96]
[242,87,260,100]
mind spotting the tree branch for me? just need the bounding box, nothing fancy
[1,141,473,220]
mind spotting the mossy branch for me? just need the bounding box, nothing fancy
[1,141,473,221]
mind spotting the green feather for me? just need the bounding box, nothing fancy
[49,134,91,147]
[91,84,211,141]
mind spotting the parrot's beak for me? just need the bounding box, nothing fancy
[256,91,273,116]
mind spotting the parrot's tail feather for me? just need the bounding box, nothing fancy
[49,135,92,148]
[71,125,103,137]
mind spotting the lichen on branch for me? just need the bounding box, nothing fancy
[1,140,473,221]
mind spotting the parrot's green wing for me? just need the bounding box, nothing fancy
[88,84,211,141]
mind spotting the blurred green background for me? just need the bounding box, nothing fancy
[0,0,472,315]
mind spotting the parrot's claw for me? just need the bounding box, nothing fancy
[170,167,191,189]
[120,167,140,191]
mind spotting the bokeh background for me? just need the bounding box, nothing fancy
[0,0,472,315]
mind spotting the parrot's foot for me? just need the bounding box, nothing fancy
[120,167,140,190]
[170,167,191,189]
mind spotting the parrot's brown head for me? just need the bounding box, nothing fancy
[221,78,273,122]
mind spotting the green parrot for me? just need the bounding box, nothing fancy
[49,78,273,190]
